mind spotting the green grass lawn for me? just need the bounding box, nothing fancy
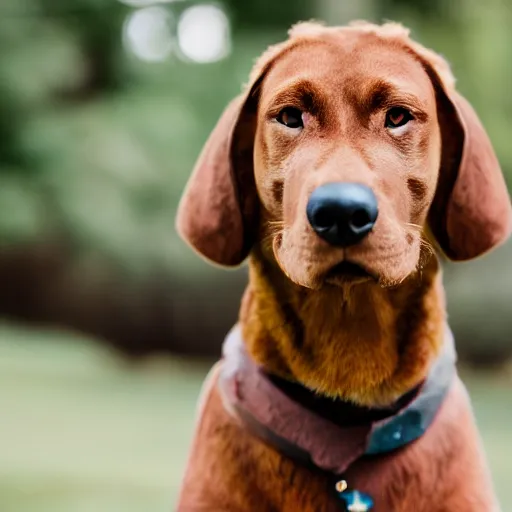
[0,321,510,511]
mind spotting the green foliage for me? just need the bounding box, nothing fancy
[0,0,283,274]
[222,0,311,31]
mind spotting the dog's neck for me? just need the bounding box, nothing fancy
[239,246,446,407]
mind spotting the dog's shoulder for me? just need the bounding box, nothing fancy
[345,376,501,511]
[176,362,342,512]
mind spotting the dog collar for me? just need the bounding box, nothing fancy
[218,324,456,493]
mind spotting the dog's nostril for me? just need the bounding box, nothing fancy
[351,209,372,230]
[313,209,335,230]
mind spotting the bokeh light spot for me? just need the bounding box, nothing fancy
[123,6,174,63]
[177,4,231,63]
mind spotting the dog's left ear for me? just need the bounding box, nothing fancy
[415,45,512,261]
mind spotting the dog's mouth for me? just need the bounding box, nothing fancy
[325,260,375,285]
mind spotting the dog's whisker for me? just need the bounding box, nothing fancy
[260,228,283,252]
[267,220,285,229]
[419,238,435,258]
[405,222,424,232]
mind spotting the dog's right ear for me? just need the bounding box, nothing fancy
[176,91,260,267]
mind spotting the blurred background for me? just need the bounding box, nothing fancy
[0,0,511,510]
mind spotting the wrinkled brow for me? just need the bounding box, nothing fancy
[361,79,428,120]
[267,79,327,116]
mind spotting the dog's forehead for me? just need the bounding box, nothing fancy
[259,33,435,105]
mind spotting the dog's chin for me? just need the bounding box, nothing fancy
[324,261,376,287]
[275,257,415,290]
[275,257,378,290]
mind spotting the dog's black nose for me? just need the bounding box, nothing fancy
[306,183,378,247]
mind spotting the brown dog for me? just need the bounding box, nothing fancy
[176,22,512,511]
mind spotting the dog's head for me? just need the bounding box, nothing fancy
[177,22,512,289]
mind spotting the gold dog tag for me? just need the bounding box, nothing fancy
[335,480,348,493]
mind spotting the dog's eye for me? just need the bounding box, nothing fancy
[277,107,303,129]
[385,107,412,128]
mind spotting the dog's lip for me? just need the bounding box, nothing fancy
[325,260,376,284]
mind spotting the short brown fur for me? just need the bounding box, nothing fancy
[176,21,511,511]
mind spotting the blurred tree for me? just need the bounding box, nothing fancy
[0,86,26,168]
[377,0,447,19]
[223,0,311,32]
[317,0,377,24]
[37,0,129,100]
